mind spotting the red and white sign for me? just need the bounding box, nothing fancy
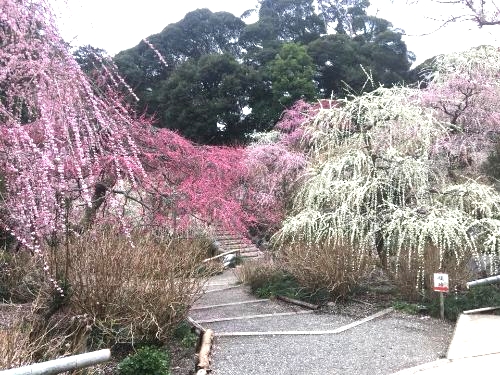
[433,273,449,292]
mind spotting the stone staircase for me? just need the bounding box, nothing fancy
[212,228,264,259]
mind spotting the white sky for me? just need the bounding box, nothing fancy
[52,0,499,64]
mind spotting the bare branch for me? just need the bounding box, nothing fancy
[403,0,500,29]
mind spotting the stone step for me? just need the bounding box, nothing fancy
[217,242,257,249]
[194,285,256,306]
[203,311,356,334]
[203,272,239,287]
[216,242,255,250]
[240,251,263,258]
[191,299,270,311]
[202,284,243,293]
[190,300,299,321]
[219,245,260,252]
[214,233,250,242]
[220,245,258,252]
[213,232,240,238]
[217,243,255,249]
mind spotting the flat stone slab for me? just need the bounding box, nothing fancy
[203,271,240,288]
[447,313,500,359]
[390,353,500,374]
[203,284,243,293]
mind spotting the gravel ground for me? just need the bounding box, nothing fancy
[207,311,356,333]
[192,271,455,375]
[210,311,454,375]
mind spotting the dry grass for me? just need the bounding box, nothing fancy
[0,302,84,368]
[0,227,214,369]
[0,324,31,368]
[234,259,275,285]
[277,242,373,298]
[390,245,475,300]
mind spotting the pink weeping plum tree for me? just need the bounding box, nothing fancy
[1,0,150,273]
[422,46,500,174]
[0,0,276,287]
[242,99,339,233]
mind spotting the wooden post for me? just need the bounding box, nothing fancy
[433,273,449,320]
[196,329,214,372]
[440,292,445,320]
[276,295,320,310]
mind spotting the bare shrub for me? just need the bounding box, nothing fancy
[0,251,43,303]
[278,242,372,299]
[0,313,97,371]
[0,227,212,369]
[0,325,31,368]
[43,227,212,347]
[0,310,31,369]
[0,300,83,368]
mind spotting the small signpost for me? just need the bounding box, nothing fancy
[433,273,449,320]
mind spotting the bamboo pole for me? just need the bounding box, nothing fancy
[467,274,500,288]
[0,349,111,375]
[202,249,239,263]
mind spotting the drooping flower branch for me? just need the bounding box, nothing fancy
[274,48,500,292]
[142,38,169,68]
[0,0,261,266]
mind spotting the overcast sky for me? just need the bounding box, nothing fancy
[52,0,499,64]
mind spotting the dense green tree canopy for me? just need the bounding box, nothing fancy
[267,43,317,107]
[157,54,255,144]
[156,9,246,60]
[256,0,325,43]
[317,0,371,35]
[73,45,108,76]
[308,30,412,96]
[106,0,414,144]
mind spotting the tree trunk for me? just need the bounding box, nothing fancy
[79,175,116,230]
[375,231,387,269]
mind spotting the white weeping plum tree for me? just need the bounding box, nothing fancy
[274,46,500,295]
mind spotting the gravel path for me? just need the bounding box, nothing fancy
[190,271,455,375]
